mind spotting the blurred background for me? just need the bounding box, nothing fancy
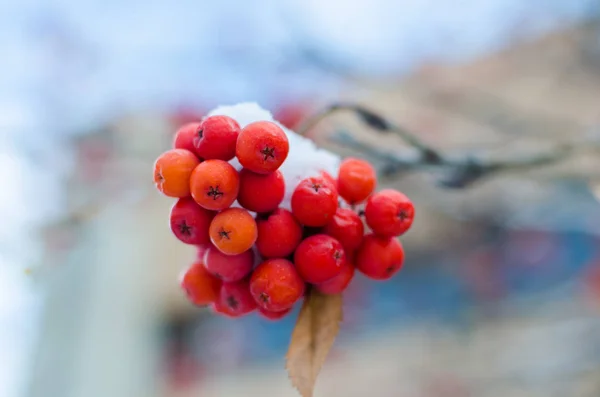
[3,0,600,396]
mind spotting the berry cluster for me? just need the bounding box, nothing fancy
[153,113,414,321]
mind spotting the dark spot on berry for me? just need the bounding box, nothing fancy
[259,292,269,303]
[155,171,164,182]
[218,228,231,240]
[214,273,222,279]
[207,186,224,200]
[227,296,238,309]
[385,266,395,274]
[179,221,192,236]
[358,210,365,217]
[197,128,203,139]
[260,146,275,160]
[333,250,342,261]
[397,210,408,221]
[311,183,321,192]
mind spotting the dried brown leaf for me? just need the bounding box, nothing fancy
[286,289,343,397]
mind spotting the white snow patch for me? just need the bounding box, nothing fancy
[208,102,341,210]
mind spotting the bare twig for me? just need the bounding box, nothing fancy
[301,103,598,188]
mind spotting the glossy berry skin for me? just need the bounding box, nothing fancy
[337,158,376,204]
[365,189,414,237]
[294,234,345,284]
[153,149,200,197]
[291,176,338,227]
[209,208,258,255]
[194,115,240,161]
[316,260,355,295]
[256,209,303,258]
[190,159,239,211]
[355,234,404,280]
[236,121,289,174]
[259,307,292,321]
[237,169,285,213]
[173,122,202,155]
[322,208,364,253]
[203,245,254,282]
[180,261,222,306]
[170,198,215,245]
[250,259,305,312]
[213,279,257,317]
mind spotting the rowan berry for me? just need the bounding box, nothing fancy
[236,121,289,174]
[256,209,302,258]
[365,189,414,237]
[320,170,337,188]
[169,198,215,245]
[294,234,345,284]
[237,168,285,213]
[180,261,221,306]
[322,208,364,252]
[209,208,257,255]
[153,149,200,197]
[355,234,404,280]
[213,279,257,317]
[250,258,305,312]
[190,159,239,211]
[194,115,240,161]
[337,158,376,204]
[203,245,254,282]
[316,260,355,295]
[173,122,202,155]
[291,176,338,227]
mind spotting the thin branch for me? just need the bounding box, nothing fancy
[297,103,444,163]
[304,103,598,188]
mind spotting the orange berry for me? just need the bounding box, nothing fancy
[153,149,200,197]
[190,159,240,211]
[209,208,258,255]
[180,261,222,306]
[337,158,376,204]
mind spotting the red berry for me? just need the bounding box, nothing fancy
[365,189,414,237]
[180,261,222,306]
[355,234,404,280]
[193,115,240,161]
[250,258,305,312]
[256,209,303,258]
[294,234,345,284]
[322,208,364,252]
[337,158,376,204]
[236,121,289,174]
[170,198,215,245]
[203,245,254,282]
[190,159,240,211]
[259,307,292,321]
[291,176,338,227]
[320,170,337,188]
[237,169,285,213]
[213,279,257,317]
[316,260,355,295]
[173,122,202,154]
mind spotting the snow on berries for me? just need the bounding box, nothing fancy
[153,102,416,319]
